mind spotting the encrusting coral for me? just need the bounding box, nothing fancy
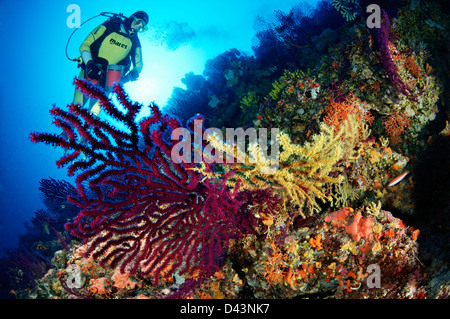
[243,202,426,299]
[24,0,449,300]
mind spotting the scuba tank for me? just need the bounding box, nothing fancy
[106,64,124,88]
[85,61,124,89]
[85,63,127,89]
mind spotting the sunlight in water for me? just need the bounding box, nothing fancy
[124,44,207,119]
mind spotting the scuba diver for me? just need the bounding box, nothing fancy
[73,11,149,116]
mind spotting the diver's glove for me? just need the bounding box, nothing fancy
[122,69,139,83]
[86,60,104,81]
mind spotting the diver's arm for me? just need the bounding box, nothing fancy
[133,46,143,74]
[81,51,93,65]
[123,46,143,83]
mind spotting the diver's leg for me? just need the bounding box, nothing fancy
[59,70,86,146]
[58,70,87,156]
[89,98,102,116]
[88,85,113,116]
[73,70,88,106]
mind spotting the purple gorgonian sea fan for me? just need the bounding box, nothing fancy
[30,78,262,295]
[374,9,413,99]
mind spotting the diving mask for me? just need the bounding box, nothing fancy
[131,18,148,33]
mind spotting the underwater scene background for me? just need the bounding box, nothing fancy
[0,0,449,301]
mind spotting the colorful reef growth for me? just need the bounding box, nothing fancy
[30,78,271,298]
[28,79,432,299]
[244,202,426,299]
[25,0,450,300]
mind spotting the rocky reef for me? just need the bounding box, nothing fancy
[4,0,448,300]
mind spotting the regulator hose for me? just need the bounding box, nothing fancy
[65,12,124,61]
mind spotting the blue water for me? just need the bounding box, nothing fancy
[0,0,315,252]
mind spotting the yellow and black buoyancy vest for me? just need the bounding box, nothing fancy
[79,17,142,74]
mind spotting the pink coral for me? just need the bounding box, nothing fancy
[111,267,138,290]
[89,277,108,295]
[324,207,352,226]
[345,211,374,242]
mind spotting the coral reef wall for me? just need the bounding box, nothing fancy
[17,0,450,300]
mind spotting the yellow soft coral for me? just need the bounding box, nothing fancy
[196,114,368,217]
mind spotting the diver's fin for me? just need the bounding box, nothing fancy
[89,101,102,116]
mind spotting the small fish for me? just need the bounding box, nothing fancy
[36,243,48,251]
[388,171,409,187]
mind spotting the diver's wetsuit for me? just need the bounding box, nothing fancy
[73,16,143,110]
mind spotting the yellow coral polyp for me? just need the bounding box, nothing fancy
[342,240,359,255]
[286,241,298,255]
[372,242,382,253]
[369,149,383,163]
[373,223,383,234]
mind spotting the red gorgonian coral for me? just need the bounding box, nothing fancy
[30,78,264,295]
